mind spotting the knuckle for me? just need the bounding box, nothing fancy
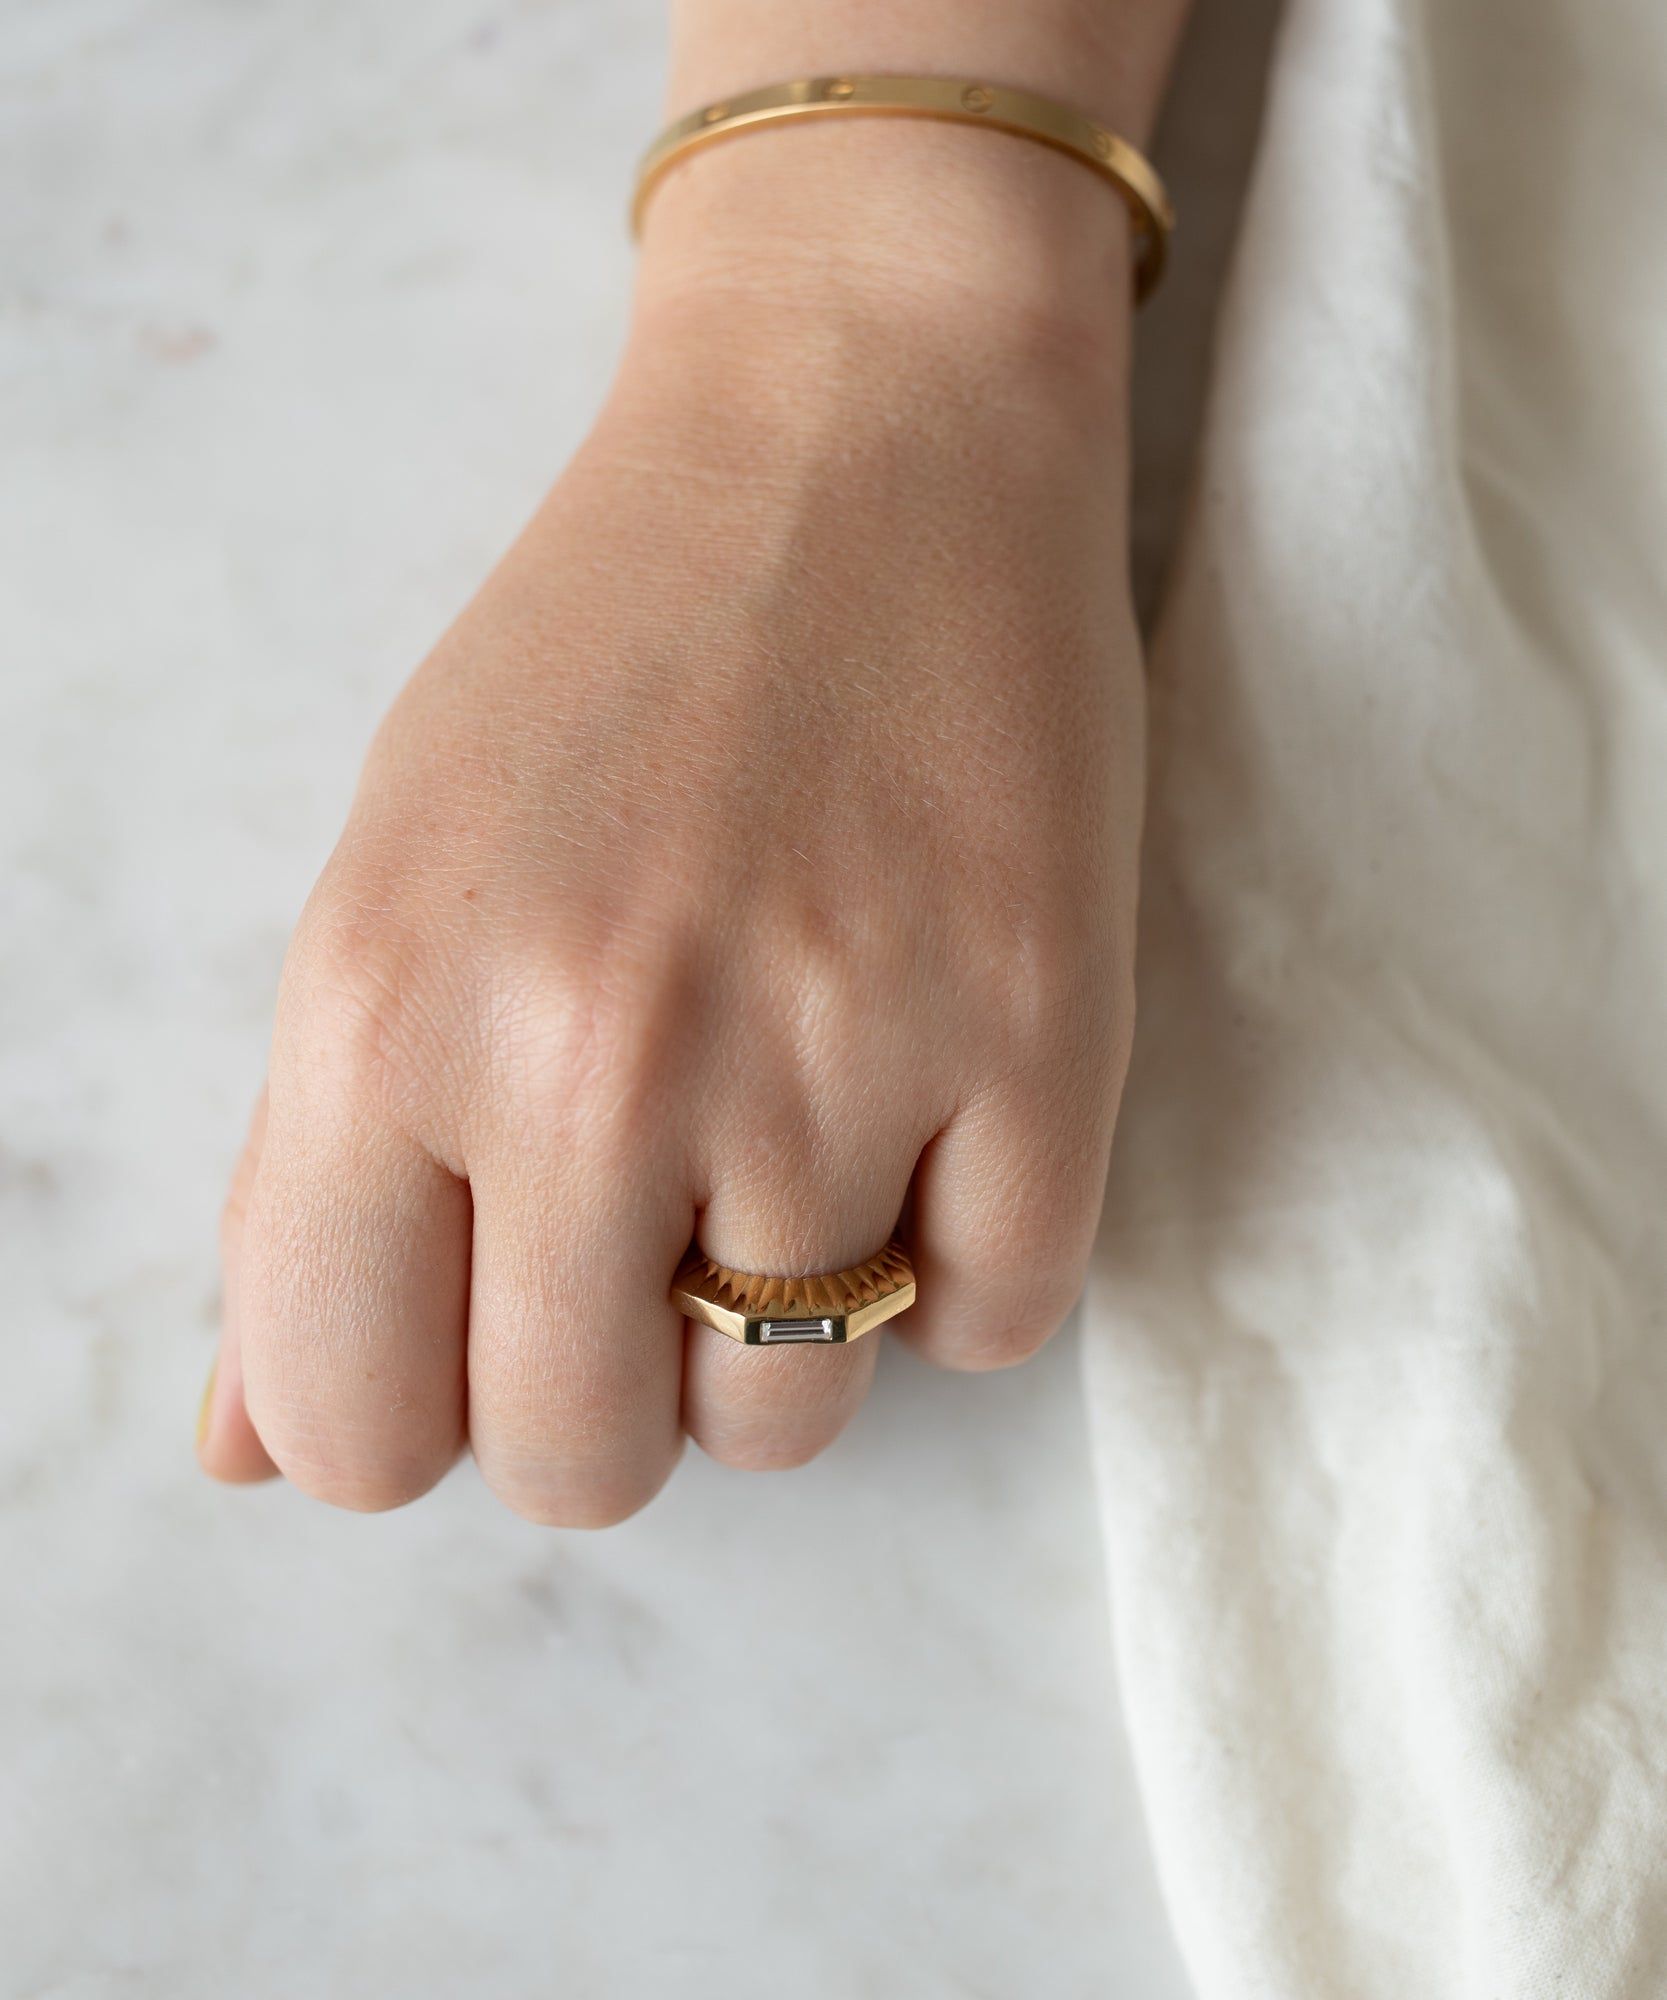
[490,1475,654,1531]
[276,916,437,1112]
[242,1360,457,1514]
[686,1345,867,1470]
[691,1417,832,1474]
[973,895,1130,1078]
[268,1441,446,1514]
[929,1261,1084,1374]
[484,933,696,1157]
[481,1447,678,1531]
[944,1306,1069,1373]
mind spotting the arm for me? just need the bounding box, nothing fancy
[201,0,1191,1516]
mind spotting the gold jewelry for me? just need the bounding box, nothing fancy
[632,75,1173,301]
[672,1237,916,1346]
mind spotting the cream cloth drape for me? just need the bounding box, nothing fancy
[1085,0,1667,1990]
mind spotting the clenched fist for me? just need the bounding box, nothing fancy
[198,122,1146,1523]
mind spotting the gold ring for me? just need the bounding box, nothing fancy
[671,1237,916,1346]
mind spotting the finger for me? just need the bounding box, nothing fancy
[898,1066,1122,1372]
[237,1086,471,1513]
[467,1146,689,1529]
[682,1121,919,1472]
[198,1087,281,1484]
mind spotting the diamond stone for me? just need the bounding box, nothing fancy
[750,1317,841,1344]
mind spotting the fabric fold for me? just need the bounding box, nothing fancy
[1085,0,1667,1989]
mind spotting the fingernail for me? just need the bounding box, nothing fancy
[196,1359,218,1448]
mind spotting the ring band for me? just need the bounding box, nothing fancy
[671,1237,916,1346]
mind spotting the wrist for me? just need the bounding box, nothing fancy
[664,3,1186,151]
[630,115,1135,400]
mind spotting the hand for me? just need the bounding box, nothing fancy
[199,123,1146,1521]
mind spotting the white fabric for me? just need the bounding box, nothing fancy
[1085,0,1667,1990]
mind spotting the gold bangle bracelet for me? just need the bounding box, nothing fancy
[631,74,1174,303]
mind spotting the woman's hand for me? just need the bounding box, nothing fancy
[199,123,1146,1520]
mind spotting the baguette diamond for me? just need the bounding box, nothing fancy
[748,1316,842,1344]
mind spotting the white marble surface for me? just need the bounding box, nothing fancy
[0,4,1204,1995]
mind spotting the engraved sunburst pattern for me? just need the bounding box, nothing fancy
[672,1238,914,1321]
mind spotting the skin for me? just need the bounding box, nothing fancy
[199,0,1190,1521]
